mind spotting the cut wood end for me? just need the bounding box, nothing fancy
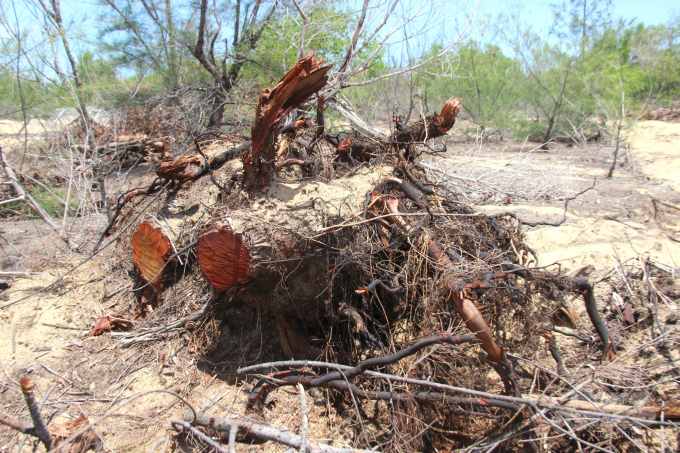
[132,222,171,292]
[19,377,32,393]
[197,227,252,291]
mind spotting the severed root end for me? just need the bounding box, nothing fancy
[132,222,171,292]
[197,227,252,291]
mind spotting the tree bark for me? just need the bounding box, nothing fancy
[208,84,227,129]
[242,53,330,190]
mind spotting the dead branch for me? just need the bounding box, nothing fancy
[238,361,680,423]
[172,420,228,453]
[0,414,35,436]
[94,178,166,252]
[523,178,597,227]
[186,411,370,453]
[545,333,567,375]
[393,98,461,151]
[310,333,475,385]
[97,140,251,251]
[396,162,434,195]
[651,197,680,212]
[0,143,73,248]
[19,377,53,450]
[333,98,461,162]
[156,155,202,182]
[298,383,308,453]
[157,141,252,183]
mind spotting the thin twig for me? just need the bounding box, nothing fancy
[298,383,308,453]
[172,420,227,453]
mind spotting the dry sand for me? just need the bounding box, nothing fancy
[437,121,680,274]
[629,120,680,192]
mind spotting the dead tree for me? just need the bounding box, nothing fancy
[137,0,276,129]
[38,0,95,150]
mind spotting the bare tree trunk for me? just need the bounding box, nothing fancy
[541,116,556,150]
[607,122,621,178]
[208,85,227,128]
[607,89,626,179]
[44,0,95,151]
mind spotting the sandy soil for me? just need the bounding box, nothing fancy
[432,121,680,273]
[0,120,679,451]
[629,120,680,192]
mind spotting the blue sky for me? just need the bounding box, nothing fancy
[4,0,677,68]
[482,0,677,31]
[20,0,680,34]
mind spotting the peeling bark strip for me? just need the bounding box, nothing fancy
[427,241,502,364]
[132,222,171,292]
[242,52,331,189]
[197,228,252,291]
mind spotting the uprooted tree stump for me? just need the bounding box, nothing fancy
[95,52,643,451]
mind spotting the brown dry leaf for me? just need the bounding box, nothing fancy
[197,227,252,291]
[91,313,133,336]
[50,415,98,452]
[49,415,87,438]
[132,222,170,292]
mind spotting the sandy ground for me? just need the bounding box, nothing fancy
[0,120,679,451]
[629,120,680,192]
[431,121,680,273]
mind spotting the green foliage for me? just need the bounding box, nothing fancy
[1,0,678,146]
[420,41,523,132]
[0,185,77,219]
[243,3,387,86]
